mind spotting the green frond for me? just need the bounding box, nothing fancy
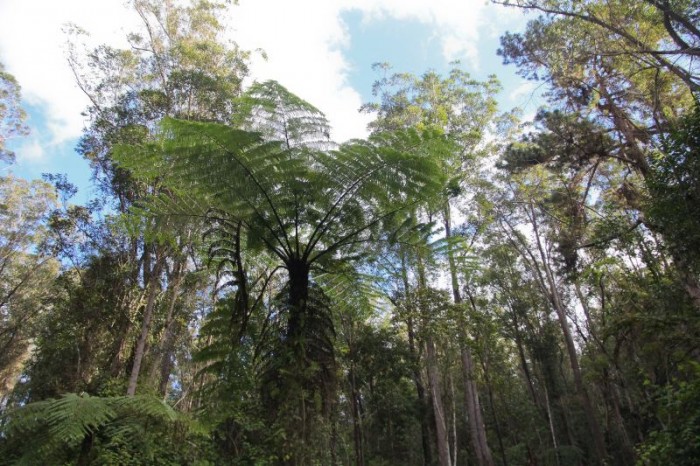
[3,393,116,445]
[429,234,479,270]
[316,269,384,318]
[115,84,448,269]
[232,80,333,150]
[1,393,183,464]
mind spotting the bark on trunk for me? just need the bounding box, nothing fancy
[401,252,433,466]
[286,259,310,340]
[349,365,365,466]
[444,206,495,466]
[528,205,607,464]
[427,336,451,466]
[409,315,434,466]
[127,256,162,396]
[461,346,496,466]
[157,260,184,396]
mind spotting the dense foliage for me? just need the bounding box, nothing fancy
[0,0,699,465]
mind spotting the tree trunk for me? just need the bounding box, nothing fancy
[157,262,184,396]
[427,336,451,466]
[461,345,496,466]
[401,252,433,466]
[127,252,162,396]
[528,204,608,464]
[543,384,561,466]
[408,315,434,466]
[349,364,365,466]
[286,259,310,340]
[480,353,508,466]
[444,206,495,466]
[108,307,134,378]
[450,374,458,466]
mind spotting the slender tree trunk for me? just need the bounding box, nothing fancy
[349,363,365,466]
[401,252,433,466]
[427,336,451,466]
[146,257,185,396]
[450,374,458,466]
[480,354,508,466]
[127,256,162,396]
[409,315,434,466]
[416,247,451,466]
[444,206,495,466]
[528,205,607,464]
[604,370,636,465]
[461,345,496,466]
[109,311,134,378]
[513,316,539,407]
[543,384,561,466]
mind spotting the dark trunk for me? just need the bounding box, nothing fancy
[350,364,365,466]
[480,354,508,466]
[108,310,134,378]
[76,432,93,466]
[409,315,434,466]
[286,259,310,340]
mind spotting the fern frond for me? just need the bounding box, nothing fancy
[0,393,183,464]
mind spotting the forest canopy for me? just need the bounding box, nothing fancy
[0,1,699,465]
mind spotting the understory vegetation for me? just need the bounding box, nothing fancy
[1,1,699,465]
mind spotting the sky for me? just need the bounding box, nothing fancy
[0,0,541,204]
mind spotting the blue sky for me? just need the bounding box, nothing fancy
[0,0,541,205]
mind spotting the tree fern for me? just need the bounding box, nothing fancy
[116,80,449,460]
[0,393,187,465]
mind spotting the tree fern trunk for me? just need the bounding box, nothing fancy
[286,259,310,340]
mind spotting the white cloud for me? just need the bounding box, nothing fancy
[0,0,527,147]
[16,138,46,164]
[229,0,372,142]
[509,81,536,102]
[343,0,484,66]
[0,0,140,145]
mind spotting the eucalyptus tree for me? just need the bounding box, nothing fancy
[363,64,504,466]
[0,62,28,164]
[495,0,700,322]
[495,0,699,89]
[72,0,249,207]
[61,0,251,398]
[118,80,447,463]
[495,100,700,464]
[0,176,59,405]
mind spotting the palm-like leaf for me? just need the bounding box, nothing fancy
[1,393,181,465]
[115,82,449,444]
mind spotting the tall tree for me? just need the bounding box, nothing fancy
[0,61,29,164]
[363,64,503,466]
[0,176,58,404]
[63,0,251,397]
